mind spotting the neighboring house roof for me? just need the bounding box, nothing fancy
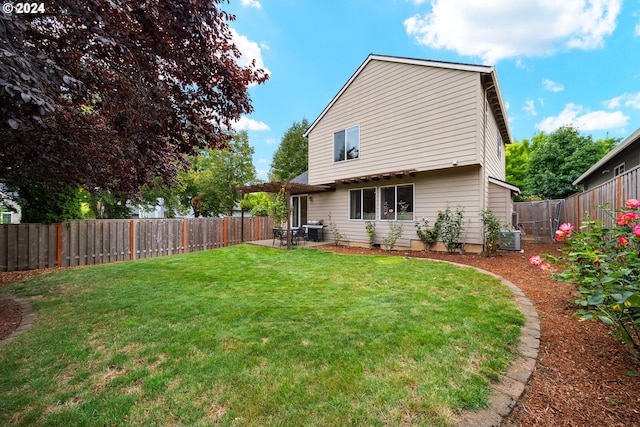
[303,53,512,145]
[573,127,640,186]
[290,171,309,185]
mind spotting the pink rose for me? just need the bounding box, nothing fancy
[625,199,640,209]
[633,225,640,238]
[558,223,574,233]
[529,255,543,266]
[539,262,554,272]
[555,223,574,241]
[617,212,639,226]
[618,236,629,244]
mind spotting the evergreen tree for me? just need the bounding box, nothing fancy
[269,119,309,181]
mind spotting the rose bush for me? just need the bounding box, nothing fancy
[531,201,640,363]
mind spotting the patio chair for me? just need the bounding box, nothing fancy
[294,227,307,246]
[272,227,283,246]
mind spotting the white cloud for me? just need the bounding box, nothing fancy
[524,99,537,116]
[265,137,278,145]
[515,58,530,70]
[257,158,269,164]
[542,79,564,92]
[404,0,622,64]
[536,103,628,132]
[604,92,640,109]
[229,28,270,77]
[232,116,270,131]
[626,93,640,108]
[241,0,262,8]
[256,168,269,181]
[603,95,623,109]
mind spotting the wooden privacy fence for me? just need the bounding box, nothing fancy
[565,167,640,229]
[0,216,274,272]
[514,166,640,241]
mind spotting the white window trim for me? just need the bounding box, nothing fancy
[333,124,360,163]
[379,183,414,221]
[348,187,377,221]
[614,162,625,176]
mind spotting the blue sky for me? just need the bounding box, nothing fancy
[224,0,640,181]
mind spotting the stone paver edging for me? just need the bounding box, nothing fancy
[424,261,540,427]
[0,293,37,347]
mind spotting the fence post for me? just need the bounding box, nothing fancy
[223,217,228,247]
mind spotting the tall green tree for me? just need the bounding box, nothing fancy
[505,138,533,191]
[525,126,619,199]
[181,131,257,217]
[269,119,309,181]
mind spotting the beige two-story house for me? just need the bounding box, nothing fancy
[295,54,517,253]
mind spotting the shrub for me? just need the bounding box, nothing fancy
[382,201,407,250]
[414,217,438,249]
[532,200,640,363]
[365,221,376,249]
[435,204,464,253]
[327,212,346,246]
[480,208,501,256]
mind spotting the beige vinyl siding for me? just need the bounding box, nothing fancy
[307,168,484,248]
[488,182,512,225]
[308,60,482,185]
[484,103,506,180]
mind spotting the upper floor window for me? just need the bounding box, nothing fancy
[380,184,414,221]
[334,125,360,162]
[614,163,625,176]
[349,188,376,220]
[497,130,502,158]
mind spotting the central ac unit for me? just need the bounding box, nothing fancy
[499,230,521,251]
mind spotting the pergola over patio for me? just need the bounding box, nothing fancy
[237,179,332,250]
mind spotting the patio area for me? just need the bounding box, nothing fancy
[249,238,328,249]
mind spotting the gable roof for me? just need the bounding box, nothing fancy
[573,127,640,186]
[304,54,512,145]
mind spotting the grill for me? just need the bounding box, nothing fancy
[305,221,325,242]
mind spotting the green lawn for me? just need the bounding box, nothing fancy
[0,244,524,426]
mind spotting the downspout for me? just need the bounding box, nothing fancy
[481,84,488,250]
[482,83,491,212]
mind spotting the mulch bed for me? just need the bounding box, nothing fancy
[1,243,639,425]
